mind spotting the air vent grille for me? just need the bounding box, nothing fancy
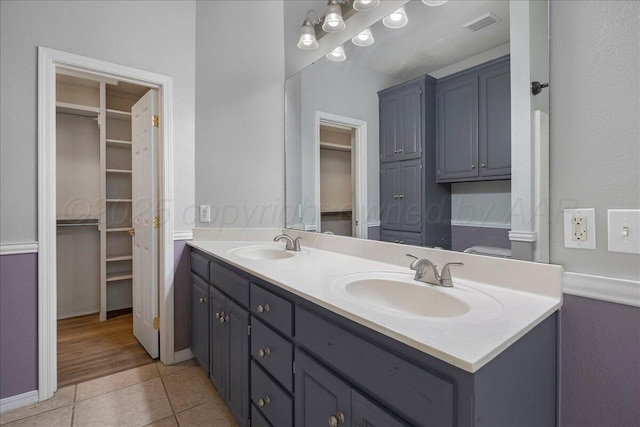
[463,12,502,32]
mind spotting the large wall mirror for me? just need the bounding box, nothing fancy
[285,0,549,261]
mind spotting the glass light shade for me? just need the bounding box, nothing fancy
[383,6,408,29]
[351,28,374,47]
[422,0,448,5]
[322,2,346,32]
[326,46,346,62]
[297,23,319,50]
[353,0,380,11]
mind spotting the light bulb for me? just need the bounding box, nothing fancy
[326,46,346,62]
[353,0,380,11]
[322,1,346,33]
[382,6,408,29]
[422,0,448,6]
[351,28,374,47]
[297,20,319,50]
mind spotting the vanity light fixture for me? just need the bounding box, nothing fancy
[297,10,321,50]
[326,45,346,62]
[351,28,374,46]
[322,0,347,33]
[383,6,408,29]
[422,0,448,6]
[353,0,380,12]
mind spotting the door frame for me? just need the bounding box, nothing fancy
[314,111,367,238]
[38,47,175,401]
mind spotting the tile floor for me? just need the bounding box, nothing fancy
[0,360,238,427]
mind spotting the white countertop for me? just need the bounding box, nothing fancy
[188,237,562,373]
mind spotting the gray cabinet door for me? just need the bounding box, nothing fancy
[479,63,511,178]
[397,85,422,160]
[399,159,422,232]
[380,163,402,229]
[436,76,479,181]
[209,286,227,396]
[226,299,250,427]
[295,349,351,427]
[352,390,408,427]
[380,95,398,162]
[191,274,209,375]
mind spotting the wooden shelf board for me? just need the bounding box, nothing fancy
[56,102,100,117]
[106,255,133,262]
[106,199,132,203]
[321,209,352,214]
[106,139,132,147]
[320,142,352,152]
[106,169,132,174]
[106,108,132,120]
[106,273,133,282]
[106,227,133,233]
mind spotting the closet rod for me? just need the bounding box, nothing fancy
[57,219,99,227]
[56,112,99,121]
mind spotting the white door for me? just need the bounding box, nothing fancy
[131,89,159,358]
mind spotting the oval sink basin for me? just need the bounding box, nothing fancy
[331,272,503,319]
[228,244,308,261]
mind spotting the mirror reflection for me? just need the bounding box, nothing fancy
[285,0,545,258]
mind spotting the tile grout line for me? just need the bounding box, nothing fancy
[69,385,77,427]
[156,363,180,424]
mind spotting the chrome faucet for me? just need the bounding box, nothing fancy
[406,254,463,287]
[274,234,301,252]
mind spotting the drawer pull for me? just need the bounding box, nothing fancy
[329,411,345,427]
[199,296,207,304]
[257,347,271,358]
[257,304,270,314]
[258,396,271,408]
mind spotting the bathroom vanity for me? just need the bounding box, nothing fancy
[188,234,562,427]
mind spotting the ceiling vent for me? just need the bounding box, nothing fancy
[462,12,502,32]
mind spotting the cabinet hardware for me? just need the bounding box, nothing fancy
[152,115,159,128]
[257,304,270,314]
[258,396,271,408]
[393,195,399,199]
[199,296,207,304]
[153,216,159,229]
[398,194,404,199]
[471,164,477,169]
[257,347,271,358]
[397,148,403,154]
[329,411,345,427]
[153,317,160,330]
[481,163,487,168]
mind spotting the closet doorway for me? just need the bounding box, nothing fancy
[55,71,159,386]
[39,47,175,401]
[314,112,368,238]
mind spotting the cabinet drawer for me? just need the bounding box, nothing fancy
[295,307,454,427]
[251,405,272,427]
[190,251,210,281]
[251,318,293,392]
[250,284,293,336]
[251,361,293,427]
[210,262,249,308]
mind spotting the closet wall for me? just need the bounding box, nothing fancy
[319,124,352,236]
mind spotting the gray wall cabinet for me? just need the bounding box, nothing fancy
[189,247,559,427]
[436,56,511,182]
[379,80,423,162]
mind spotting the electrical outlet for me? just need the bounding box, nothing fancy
[572,216,587,241]
[564,208,596,249]
[199,205,211,223]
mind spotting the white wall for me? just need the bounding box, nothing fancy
[549,0,640,280]
[195,1,285,229]
[0,0,196,243]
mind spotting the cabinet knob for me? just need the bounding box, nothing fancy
[217,311,226,323]
[397,148,403,154]
[393,195,399,199]
[215,312,221,319]
[471,164,477,169]
[257,304,270,314]
[398,194,404,199]
[329,411,345,427]
[481,163,487,168]
[258,396,271,408]
[199,297,207,304]
[257,347,271,358]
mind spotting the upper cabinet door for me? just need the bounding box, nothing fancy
[436,76,479,181]
[380,95,399,162]
[397,84,423,160]
[479,62,511,178]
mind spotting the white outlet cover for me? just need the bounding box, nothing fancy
[608,209,640,254]
[199,204,211,223]
[564,208,596,249]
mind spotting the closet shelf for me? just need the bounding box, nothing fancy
[106,169,132,174]
[106,109,132,120]
[321,209,353,214]
[106,139,132,147]
[56,102,100,117]
[320,142,352,152]
[106,255,133,262]
[106,272,133,282]
[106,227,133,233]
[106,199,132,203]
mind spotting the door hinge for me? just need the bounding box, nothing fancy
[248,325,251,336]
[355,220,359,226]
[153,216,160,229]
[153,317,160,329]
[152,115,159,128]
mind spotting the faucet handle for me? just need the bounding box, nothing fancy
[293,237,302,251]
[439,262,464,287]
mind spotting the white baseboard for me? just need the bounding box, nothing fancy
[173,231,193,241]
[107,299,132,312]
[0,390,39,413]
[563,271,640,307]
[0,242,39,255]
[367,221,381,228]
[451,220,511,229]
[57,305,100,320]
[173,348,194,364]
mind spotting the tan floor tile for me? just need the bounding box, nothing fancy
[76,363,159,401]
[162,366,216,413]
[176,399,238,427]
[1,405,72,427]
[144,416,178,427]
[156,358,198,377]
[0,386,75,425]
[73,378,172,427]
